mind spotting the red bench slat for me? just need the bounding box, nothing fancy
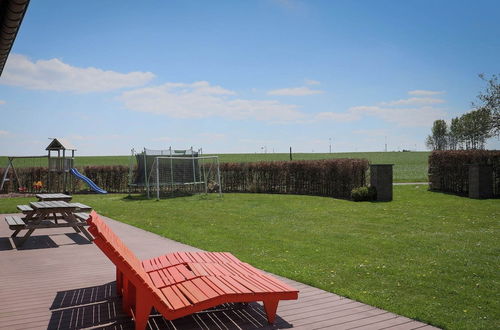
[218,276,252,294]
[191,277,219,299]
[149,271,166,288]
[178,281,207,304]
[204,276,237,295]
[161,286,186,310]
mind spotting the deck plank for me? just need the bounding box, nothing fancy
[0,213,438,329]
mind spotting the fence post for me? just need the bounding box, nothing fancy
[370,164,393,202]
[468,164,493,199]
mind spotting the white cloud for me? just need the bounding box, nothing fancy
[0,130,9,135]
[408,90,445,96]
[314,111,360,122]
[350,105,446,127]
[0,100,5,105]
[199,133,227,141]
[151,137,175,142]
[1,54,155,93]
[166,81,235,95]
[315,104,445,127]
[66,135,86,141]
[305,79,320,85]
[238,138,279,145]
[119,81,305,122]
[381,97,445,106]
[353,129,388,136]
[312,91,448,127]
[267,86,324,96]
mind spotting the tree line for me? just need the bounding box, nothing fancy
[426,74,499,151]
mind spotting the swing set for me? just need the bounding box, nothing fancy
[0,138,76,193]
[0,155,47,193]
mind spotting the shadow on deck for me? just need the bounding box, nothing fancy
[48,282,292,330]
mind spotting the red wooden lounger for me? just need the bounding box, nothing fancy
[87,211,298,330]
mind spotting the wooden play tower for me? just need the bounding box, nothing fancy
[46,138,75,193]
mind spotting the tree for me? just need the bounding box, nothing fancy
[448,117,463,150]
[426,119,448,150]
[460,108,491,149]
[474,73,500,137]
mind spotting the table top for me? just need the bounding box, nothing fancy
[30,201,77,210]
[35,193,72,201]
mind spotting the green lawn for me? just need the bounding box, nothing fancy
[1,151,430,182]
[0,186,497,329]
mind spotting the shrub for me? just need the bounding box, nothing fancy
[82,165,130,193]
[0,166,49,193]
[351,186,377,201]
[428,150,500,196]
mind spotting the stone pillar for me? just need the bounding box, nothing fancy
[468,164,493,199]
[370,164,393,202]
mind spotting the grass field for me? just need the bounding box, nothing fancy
[0,151,430,182]
[0,185,497,329]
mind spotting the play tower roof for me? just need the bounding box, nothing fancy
[45,138,76,151]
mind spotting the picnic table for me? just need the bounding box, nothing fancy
[36,193,72,202]
[5,200,93,246]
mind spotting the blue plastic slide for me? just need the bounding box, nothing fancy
[70,168,107,194]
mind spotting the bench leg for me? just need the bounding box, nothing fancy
[18,229,35,246]
[11,229,21,238]
[78,226,94,241]
[122,278,133,317]
[134,291,153,330]
[263,298,280,324]
[116,267,123,296]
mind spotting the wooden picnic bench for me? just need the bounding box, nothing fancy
[5,201,93,246]
[16,204,33,213]
[68,202,92,212]
[17,202,91,216]
[36,193,72,202]
[87,211,299,330]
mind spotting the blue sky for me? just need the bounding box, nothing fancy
[1,0,499,156]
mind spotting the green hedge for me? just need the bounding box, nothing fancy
[428,150,500,196]
[1,159,369,198]
[220,159,369,198]
[0,165,131,194]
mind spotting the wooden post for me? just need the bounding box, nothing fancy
[62,149,67,193]
[47,151,51,193]
[289,147,292,161]
[71,150,75,193]
[468,164,493,199]
[370,164,393,201]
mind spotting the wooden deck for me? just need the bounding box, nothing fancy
[0,213,438,330]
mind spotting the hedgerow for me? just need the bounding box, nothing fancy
[428,150,500,196]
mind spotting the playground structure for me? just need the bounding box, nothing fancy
[46,138,75,193]
[1,138,107,194]
[0,155,47,192]
[129,147,222,199]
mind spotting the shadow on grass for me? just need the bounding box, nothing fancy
[427,188,500,200]
[49,282,293,329]
[122,191,223,202]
